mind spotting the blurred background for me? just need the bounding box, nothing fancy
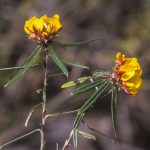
[0,0,150,150]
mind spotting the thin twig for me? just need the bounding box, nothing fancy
[44,110,78,123]
[0,129,40,149]
[0,64,38,71]
[25,103,42,127]
[62,130,74,150]
[82,120,116,143]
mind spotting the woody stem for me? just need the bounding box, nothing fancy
[40,48,48,150]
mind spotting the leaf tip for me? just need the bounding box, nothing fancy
[65,72,69,78]
[61,85,65,89]
[70,92,74,95]
[25,123,28,128]
[4,84,8,88]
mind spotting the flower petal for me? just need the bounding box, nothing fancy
[33,18,44,32]
[121,71,135,81]
[113,52,142,95]
[24,16,36,34]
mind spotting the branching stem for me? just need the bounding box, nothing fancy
[62,130,74,150]
[44,110,78,123]
[40,48,48,150]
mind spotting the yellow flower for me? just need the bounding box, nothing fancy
[111,52,142,95]
[24,14,62,44]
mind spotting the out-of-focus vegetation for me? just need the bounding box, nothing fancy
[0,0,150,150]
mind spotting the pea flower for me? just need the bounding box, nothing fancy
[110,52,142,95]
[24,14,62,44]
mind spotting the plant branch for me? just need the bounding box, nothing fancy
[44,109,78,123]
[62,130,74,150]
[25,103,43,127]
[40,49,48,150]
[0,64,38,71]
[0,129,40,149]
[82,120,116,143]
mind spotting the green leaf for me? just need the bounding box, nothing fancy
[79,81,111,113]
[72,79,105,95]
[56,143,59,150]
[61,76,90,88]
[78,130,96,141]
[4,47,42,87]
[47,72,70,78]
[92,70,109,78]
[73,112,85,129]
[111,88,118,137]
[48,45,69,77]
[53,36,103,47]
[72,112,85,148]
[63,60,89,70]
[114,88,118,108]
[73,129,78,148]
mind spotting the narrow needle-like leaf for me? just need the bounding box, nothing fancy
[72,79,105,95]
[78,130,96,141]
[4,47,42,87]
[73,113,85,129]
[47,72,71,78]
[92,70,109,78]
[61,76,90,88]
[111,88,118,137]
[73,129,78,148]
[48,45,69,77]
[56,143,59,150]
[63,60,89,70]
[53,36,103,47]
[79,81,111,113]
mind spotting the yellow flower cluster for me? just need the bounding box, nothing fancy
[24,14,62,44]
[111,52,142,95]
